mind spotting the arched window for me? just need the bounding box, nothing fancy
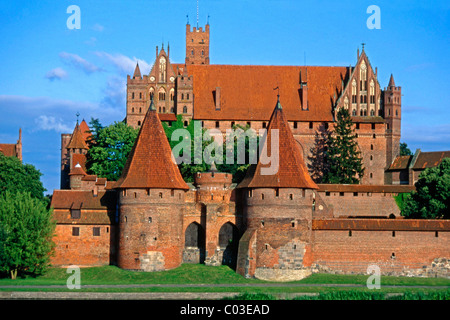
[159,56,166,82]
[183,106,188,113]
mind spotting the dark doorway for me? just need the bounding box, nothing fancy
[183,222,205,264]
[218,222,240,270]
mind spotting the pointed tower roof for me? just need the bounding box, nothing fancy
[237,97,318,190]
[388,74,395,87]
[115,100,189,190]
[67,121,89,150]
[69,163,87,176]
[133,62,142,79]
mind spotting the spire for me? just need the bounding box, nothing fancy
[237,97,318,190]
[115,96,189,190]
[388,73,395,87]
[133,62,142,79]
[67,121,88,150]
[149,97,156,111]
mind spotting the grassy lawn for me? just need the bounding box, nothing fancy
[0,264,448,297]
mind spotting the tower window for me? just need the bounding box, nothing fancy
[183,106,188,114]
[93,227,100,237]
[132,92,135,99]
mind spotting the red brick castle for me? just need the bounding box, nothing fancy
[51,22,449,280]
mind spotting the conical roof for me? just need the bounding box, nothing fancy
[388,74,395,87]
[67,122,89,150]
[115,100,189,190]
[237,97,318,189]
[133,63,142,79]
[69,163,87,176]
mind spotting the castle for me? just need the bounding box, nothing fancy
[51,22,449,280]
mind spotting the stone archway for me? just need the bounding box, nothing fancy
[218,222,240,270]
[183,222,205,264]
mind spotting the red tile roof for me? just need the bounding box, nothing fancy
[69,163,87,176]
[413,151,450,170]
[0,144,17,157]
[51,190,117,211]
[67,122,89,149]
[158,113,177,121]
[183,65,349,121]
[388,155,412,170]
[115,102,189,190]
[237,98,318,189]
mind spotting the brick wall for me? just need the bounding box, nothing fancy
[311,222,450,275]
[52,224,116,267]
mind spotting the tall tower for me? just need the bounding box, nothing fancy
[185,21,210,65]
[236,96,319,281]
[384,74,402,180]
[116,100,189,271]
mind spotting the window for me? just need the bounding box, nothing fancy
[392,231,396,237]
[325,192,330,196]
[247,121,251,128]
[187,94,190,100]
[349,230,352,237]
[137,121,141,126]
[93,227,100,237]
[132,92,135,99]
[159,92,166,101]
[132,107,134,113]
[72,227,80,236]
[309,122,313,129]
[262,122,266,129]
[275,188,279,197]
[183,106,188,114]
[372,123,376,130]
[159,192,163,199]
[248,190,253,198]
[293,122,297,129]
[71,209,81,219]
[159,56,166,82]
[339,192,344,197]
[215,121,219,128]
[353,192,358,197]
[140,92,142,99]
[231,121,235,128]
[289,194,293,200]
[371,144,374,150]
[261,193,265,200]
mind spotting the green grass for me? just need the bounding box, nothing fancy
[0,264,448,299]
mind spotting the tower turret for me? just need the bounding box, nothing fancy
[384,74,402,182]
[185,22,210,65]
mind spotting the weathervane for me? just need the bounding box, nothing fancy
[76,112,80,124]
[361,42,366,51]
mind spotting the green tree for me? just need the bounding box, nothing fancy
[162,117,257,183]
[400,142,413,156]
[85,119,139,181]
[322,108,365,184]
[0,153,47,203]
[0,191,56,279]
[402,158,450,219]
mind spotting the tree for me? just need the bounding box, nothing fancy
[0,153,47,203]
[0,191,56,279]
[162,117,256,183]
[400,142,413,156]
[308,123,332,183]
[402,158,450,219]
[322,108,365,184]
[85,119,139,181]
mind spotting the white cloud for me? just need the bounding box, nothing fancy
[92,23,105,32]
[59,52,102,74]
[94,51,151,75]
[34,115,72,133]
[45,67,68,81]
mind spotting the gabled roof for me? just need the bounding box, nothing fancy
[413,151,450,170]
[184,64,349,122]
[115,100,189,190]
[69,163,87,176]
[237,97,318,189]
[388,155,412,171]
[67,122,89,150]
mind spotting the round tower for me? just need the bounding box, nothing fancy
[116,100,189,271]
[236,97,318,281]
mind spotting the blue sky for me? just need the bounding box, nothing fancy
[0,0,449,194]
